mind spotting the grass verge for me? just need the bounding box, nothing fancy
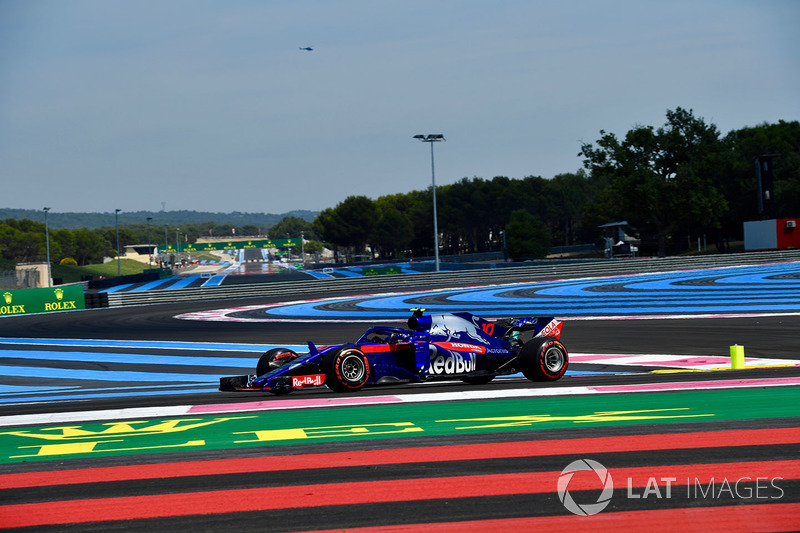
[52,258,151,283]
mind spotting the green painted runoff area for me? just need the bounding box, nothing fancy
[1,387,798,464]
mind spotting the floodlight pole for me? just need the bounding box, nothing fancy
[43,207,52,287]
[300,230,305,264]
[146,217,152,268]
[413,134,445,272]
[115,209,121,276]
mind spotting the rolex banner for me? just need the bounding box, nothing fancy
[1,286,86,316]
[161,238,299,254]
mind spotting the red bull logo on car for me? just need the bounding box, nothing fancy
[291,374,325,388]
[429,351,476,375]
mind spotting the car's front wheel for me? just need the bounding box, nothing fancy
[519,338,568,381]
[257,348,299,376]
[323,347,371,392]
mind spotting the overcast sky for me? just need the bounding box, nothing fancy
[1,1,798,215]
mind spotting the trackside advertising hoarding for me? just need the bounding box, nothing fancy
[1,286,86,317]
[362,266,402,275]
[161,238,299,254]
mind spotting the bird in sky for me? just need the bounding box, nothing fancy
[299,46,313,51]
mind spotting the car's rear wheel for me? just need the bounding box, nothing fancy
[257,348,299,376]
[519,338,568,381]
[323,347,371,392]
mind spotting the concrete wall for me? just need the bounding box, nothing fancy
[15,262,47,288]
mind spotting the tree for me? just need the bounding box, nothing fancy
[299,240,325,258]
[240,224,260,236]
[335,196,377,258]
[73,229,113,265]
[0,219,44,262]
[546,171,590,246]
[269,216,316,241]
[52,229,77,264]
[506,209,551,259]
[580,107,726,256]
[718,120,800,225]
[373,197,414,259]
[406,189,437,258]
[100,227,136,253]
[313,208,346,261]
[313,196,377,261]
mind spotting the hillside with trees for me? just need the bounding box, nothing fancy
[0,209,318,231]
[0,216,320,268]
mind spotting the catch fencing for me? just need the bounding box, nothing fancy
[0,268,39,290]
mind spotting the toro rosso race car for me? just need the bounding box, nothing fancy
[219,310,567,394]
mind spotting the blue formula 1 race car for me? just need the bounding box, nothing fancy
[219,310,568,394]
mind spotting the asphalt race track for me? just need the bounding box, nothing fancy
[1,261,799,531]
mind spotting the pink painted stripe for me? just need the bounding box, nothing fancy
[570,354,718,366]
[569,354,627,362]
[646,357,732,367]
[650,357,800,368]
[569,354,797,368]
[188,395,403,413]
[594,376,800,392]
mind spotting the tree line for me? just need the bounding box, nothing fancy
[3,108,798,268]
[0,216,319,268]
[314,109,799,259]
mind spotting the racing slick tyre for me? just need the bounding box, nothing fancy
[519,337,568,381]
[323,347,371,392]
[257,348,299,376]
[460,375,495,385]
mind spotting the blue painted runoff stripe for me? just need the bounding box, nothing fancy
[0,349,257,368]
[0,384,77,395]
[305,270,334,279]
[0,386,219,405]
[0,338,305,352]
[0,365,221,383]
[256,262,800,318]
[129,276,180,292]
[99,283,135,294]
[202,274,227,287]
[336,269,363,277]
[263,299,800,318]
[166,274,202,289]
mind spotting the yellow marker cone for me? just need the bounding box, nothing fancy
[730,345,745,369]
